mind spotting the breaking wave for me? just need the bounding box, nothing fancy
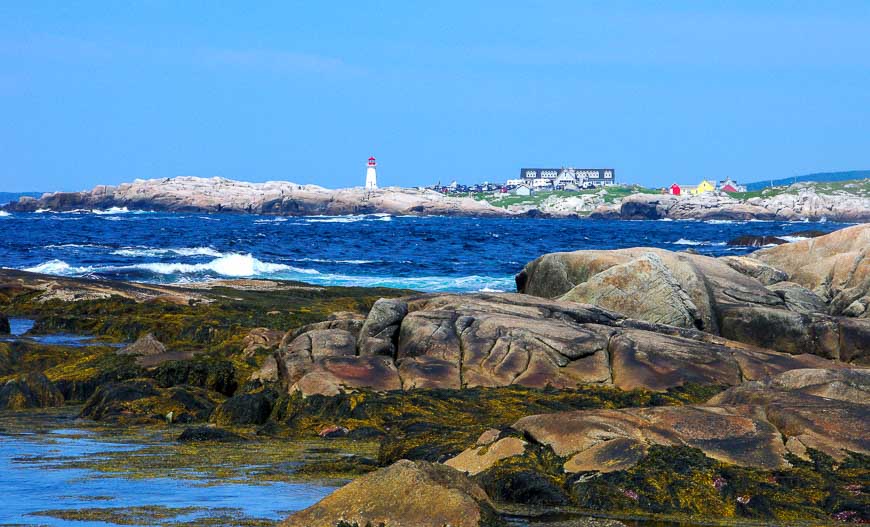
[304,214,392,224]
[0,211,10,217]
[672,238,727,246]
[111,246,224,258]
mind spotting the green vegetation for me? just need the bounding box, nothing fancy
[730,178,870,201]
[270,383,725,465]
[570,446,869,523]
[466,185,659,209]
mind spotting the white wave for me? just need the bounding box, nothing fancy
[45,243,111,250]
[34,208,52,213]
[23,259,93,275]
[0,211,10,217]
[111,246,223,258]
[778,235,809,243]
[704,219,738,224]
[92,207,130,215]
[279,272,516,292]
[304,214,393,224]
[254,217,288,224]
[130,253,317,277]
[292,258,380,265]
[672,239,726,246]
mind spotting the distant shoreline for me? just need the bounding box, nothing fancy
[4,176,870,222]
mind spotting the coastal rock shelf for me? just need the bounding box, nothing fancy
[4,176,508,217]
[7,175,870,221]
[277,293,843,396]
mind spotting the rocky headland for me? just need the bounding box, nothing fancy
[3,176,509,217]
[8,176,870,221]
[1,225,868,526]
[589,180,870,221]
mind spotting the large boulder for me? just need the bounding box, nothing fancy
[276,293,839,396]
[754,223,870,317]
[517,242,870,361]
[280,460,504,527]
[0,372,64,410]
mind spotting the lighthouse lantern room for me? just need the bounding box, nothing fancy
[365,156,378,190]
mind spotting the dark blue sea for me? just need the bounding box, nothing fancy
[0,209,854,291]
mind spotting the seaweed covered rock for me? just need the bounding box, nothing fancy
[280,460,504,527]
[277,292,839,396]
[0,372,64,410]
[210,389,277,426]
[150,359,237,396]
[80,379,220,423]
[177,426,245,442]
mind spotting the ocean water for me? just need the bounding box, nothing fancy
[0,210,855,292]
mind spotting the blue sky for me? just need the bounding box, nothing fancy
[1,1,869,191]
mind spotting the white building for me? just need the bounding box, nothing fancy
[512,184,533,196]
[365,156,378,190]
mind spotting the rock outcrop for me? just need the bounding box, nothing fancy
[0,312,9,335]
[275,293,839,396]
[753,223,870,318]
[280,460,503,527]
[516,229,870,362]
[448,368,868,478]
[0,372,64,410]
[590,185,870,222]
[5,176,509,217]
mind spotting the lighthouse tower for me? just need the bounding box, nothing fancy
[365,156,378,190]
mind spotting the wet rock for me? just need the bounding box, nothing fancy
[80,379,218,423]
[150,359,237,396]
[346,426,385,440]
[0,372,64,410]
[280,459,503,527]
[727,235,787,247]
[177,426,245,442]
[210,389,276,426]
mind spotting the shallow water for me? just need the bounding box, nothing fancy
[0,211,853,292]
[0,411,338,526]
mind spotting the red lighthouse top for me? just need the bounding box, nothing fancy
[367,156,376,166]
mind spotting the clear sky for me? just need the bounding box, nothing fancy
[1,1,869,192]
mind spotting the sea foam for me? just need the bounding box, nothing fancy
[111,246,224,258]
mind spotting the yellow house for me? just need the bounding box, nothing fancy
[691,179,716,195]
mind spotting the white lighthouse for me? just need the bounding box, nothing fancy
[365,156,378,190]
